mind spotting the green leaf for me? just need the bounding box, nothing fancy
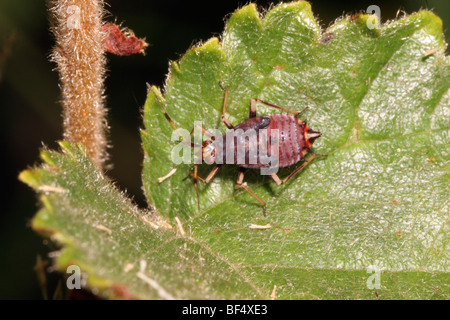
[20,142,265,299]
[142,2,450,299]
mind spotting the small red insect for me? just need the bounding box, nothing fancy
[149,83,323,214]
[102,24,148,56]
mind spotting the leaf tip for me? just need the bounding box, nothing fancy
[40,150,58,168]
[31,207,55,237]
[169,60,181,77]
[413,10,444,40]
[18,169,39,189]
[269,1,314,18]
[198,37,222,53]
[57,141,77,159]
[231,3,259,21]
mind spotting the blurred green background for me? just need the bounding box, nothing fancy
[0,0,448,299]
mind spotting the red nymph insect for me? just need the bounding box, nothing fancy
[149,83,323,214]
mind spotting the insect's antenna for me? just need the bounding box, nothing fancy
[296,106,310,118]
[147,83,193,146]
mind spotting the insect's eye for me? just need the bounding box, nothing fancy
[203,140,212,147]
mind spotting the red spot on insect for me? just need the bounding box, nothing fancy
[102,23,148,56]
[303,124,321,150]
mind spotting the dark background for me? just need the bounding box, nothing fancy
[0,0,448,299]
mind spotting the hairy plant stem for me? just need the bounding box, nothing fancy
[49,0,108,169]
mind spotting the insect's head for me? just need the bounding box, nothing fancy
[201,140,216,164]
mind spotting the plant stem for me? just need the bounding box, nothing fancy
[49,0,108,169]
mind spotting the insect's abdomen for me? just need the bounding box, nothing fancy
[216,114,309,169]
[266,114,306,168]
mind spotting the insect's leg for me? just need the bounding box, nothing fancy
[148,84,197,147]
[192,165,200,210]
[188,124,216,140]
[174,125,216,147]
[235,168,267,216]
[191,164,222,184]
[270,153,317,185]
[219,82,234,129]
[190,164,221,210]
[251,98,309,118]
[249,98,257,118]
